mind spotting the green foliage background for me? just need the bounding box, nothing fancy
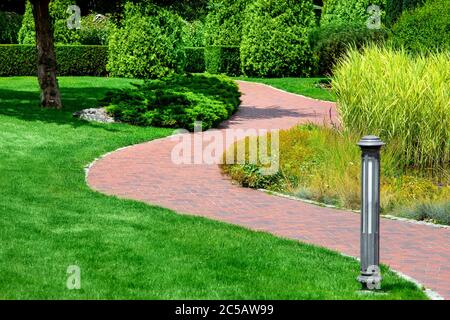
[391,0,449,53]
[205,46,241,76]
[204,0,250,46]
[18,0,82,45]
[240,0,316,77]
[107,3,185,79]
[309,22,387,75]
[185,47,206,73]
[0,11,22,44]
[321,0,386,26]
[385,0,425,26]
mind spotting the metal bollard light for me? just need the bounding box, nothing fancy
[357,136,385,290]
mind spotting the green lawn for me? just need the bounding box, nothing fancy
[234,77,336,102]
[0,76,426,299]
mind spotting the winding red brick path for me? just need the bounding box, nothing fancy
[87,81,450,299]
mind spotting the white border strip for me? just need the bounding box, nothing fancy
[339,253,444,300]
[259,189,449,230]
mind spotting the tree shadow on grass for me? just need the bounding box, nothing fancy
[0,87,121,131]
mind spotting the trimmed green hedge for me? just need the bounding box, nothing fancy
[0,44,108,76]
[205,46,241,76]
[185,47,205,73]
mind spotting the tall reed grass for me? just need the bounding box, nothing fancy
[333,46,449,176]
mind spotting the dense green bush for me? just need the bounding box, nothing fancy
[184,47,205,73]
[100,74,241,131]
[333,46,449,173]
[19,0,81,45]
[79,14,114,45]
[241,0,315,77]
[204,0,250,46]
[107,3,185,79]
[391,0,449,53]
[205,46,241,76]
[182,20,205,47]
[385,0,425,26]
[321,0,386,26]
[0,11,22,44]
[0,44,108,76]
[310,22,387,75]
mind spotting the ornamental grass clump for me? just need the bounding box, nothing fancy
[333,46,449,175]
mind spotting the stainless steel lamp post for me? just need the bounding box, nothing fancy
[357,136,385,290]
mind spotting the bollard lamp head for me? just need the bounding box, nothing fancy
[357,136,385,149]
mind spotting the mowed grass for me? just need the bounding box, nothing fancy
[0,77,426,299]
[234,77,336,102]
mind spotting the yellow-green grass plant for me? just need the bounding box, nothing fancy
[333,46,449,177]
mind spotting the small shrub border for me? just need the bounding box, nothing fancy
[0,44,108,76]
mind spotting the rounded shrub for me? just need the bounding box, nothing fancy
[391,0,449,53]
[321,0,386,26]
[204,0,250,46]
[107,3,185,79]
[240,0,316,77]
[309,22,387,76]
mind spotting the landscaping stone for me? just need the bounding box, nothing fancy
[73,107,116,124]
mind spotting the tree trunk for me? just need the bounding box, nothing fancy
[30,0,62,109]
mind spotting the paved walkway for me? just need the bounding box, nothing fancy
[87,81,450,299]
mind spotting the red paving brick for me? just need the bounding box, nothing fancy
[87,81,450,299]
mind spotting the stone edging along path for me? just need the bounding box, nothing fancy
[87,81,450,299]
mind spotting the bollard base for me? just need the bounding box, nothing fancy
[357,273,382,290]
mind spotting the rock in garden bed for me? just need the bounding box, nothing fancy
[73,108,116,124]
